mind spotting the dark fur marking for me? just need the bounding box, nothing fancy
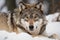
[38,20,46,35]
[16,24,31,35]
[10,12,14,30]
[10,12,17,32]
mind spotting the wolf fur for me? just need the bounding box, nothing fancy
[0,1,59,39]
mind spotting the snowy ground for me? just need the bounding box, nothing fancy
[0,31,58,40]
[0,22,60,40]
[46,12,60,22]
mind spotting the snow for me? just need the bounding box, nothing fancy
[45,22,60,37]
[46,12,60,22]
[0,22,60,40]
[0,31,57,40]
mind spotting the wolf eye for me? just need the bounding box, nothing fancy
[34,17,39,21]
[24,17,28,21]
[26,16,28,18]
[34,16,38,19]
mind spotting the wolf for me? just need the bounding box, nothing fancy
[12,3,60,40]
[12,1,47,35]
[0,1,47,34]
[0,12,9,31]
[13,2,60,39]
[0,1,59,39]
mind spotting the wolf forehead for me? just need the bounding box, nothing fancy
[20,8,43,17]
[21,8,43,14]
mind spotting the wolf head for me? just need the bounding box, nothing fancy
[13,2,47,35]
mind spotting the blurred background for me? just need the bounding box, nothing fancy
[0,0,60,14]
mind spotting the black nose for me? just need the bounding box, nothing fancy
[29,25,34,31]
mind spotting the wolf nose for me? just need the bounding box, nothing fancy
[29,25,34,31]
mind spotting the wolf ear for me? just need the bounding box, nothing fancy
[36,1,49,15]
[35,3,43,14]
[18,2,31,13]
[36,3,42,10]
[18,2,26,12]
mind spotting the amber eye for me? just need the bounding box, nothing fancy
[34,16,39,21]
[34,16,37,18]
[34,7,37,8]
[26,16,29,18]
[24,16,29,21]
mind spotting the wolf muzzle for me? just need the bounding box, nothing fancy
[29,25,34,31]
